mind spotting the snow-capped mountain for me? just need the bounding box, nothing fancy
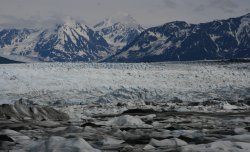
[94,13,144,51]
[1,14,249,63]
[0,17,110,62]
[105,13,250,62]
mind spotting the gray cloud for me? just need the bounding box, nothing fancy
[0,15,39,29]
[0,15,86,29]
[245,8,250,13]
[194,4,206,12]
[0,0,249,27]
[194,0,240,13]
[162,0,177,8]
[208,0,239,13]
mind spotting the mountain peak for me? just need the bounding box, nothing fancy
[245,12,250,17]
[163,21,189,27]
[106,13,250,62]
[94,13,141,29]
[111,12,138,26]
[63,16,76,24]
[51,16,88,30]
[61,16,81,27]
[240,13,250,23]
[93,13,144,51]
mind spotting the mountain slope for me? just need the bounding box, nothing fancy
[105,13,250,62]
[94,14,144,51]
[0,18,111,62]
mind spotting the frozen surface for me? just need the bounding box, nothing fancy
[106,115,152,128]
[0,62,249,106]
[24,136,100,152]
[181,141,250,152]
[2,107,250,152]
[1,61,250,152]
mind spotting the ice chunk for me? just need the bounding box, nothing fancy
[106,115,152,128]
[29,136,100,152]
[149,138,187,147]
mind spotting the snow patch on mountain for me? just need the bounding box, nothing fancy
[94,13,144,51]
[0,17,111,62]
[106,13,250,62]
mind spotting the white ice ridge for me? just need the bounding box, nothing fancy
[0,62,249,104]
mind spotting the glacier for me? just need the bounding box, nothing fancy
[0,62,249,106]
[1,62,250,152]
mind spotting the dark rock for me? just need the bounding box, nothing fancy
[170,97,184,104]
[202,100,221,106]
[166,126,176,131]
[188,102,200,106]
[117,102,127,107]
[81,122,104,128]
[238,98,250,106]
[0,135,14,142]
[122,109,156,115]
[178,135,193,143]
[245,126,250,132]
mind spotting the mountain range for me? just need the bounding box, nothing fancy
[106,13,250,62]
[0,17,111,62]
[0,13,249,62]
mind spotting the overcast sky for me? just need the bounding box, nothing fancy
[0,0,250,28]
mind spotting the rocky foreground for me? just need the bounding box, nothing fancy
[1,100,250,152]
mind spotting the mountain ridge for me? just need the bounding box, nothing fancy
[104,13,250,62]
[0,13,249,63]
[0,19,111,62]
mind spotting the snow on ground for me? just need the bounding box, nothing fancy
[0,62,249,105]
